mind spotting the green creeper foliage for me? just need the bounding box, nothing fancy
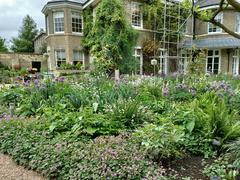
[11,15,38,53]
[82,0,138,74]
[143,0,189,43]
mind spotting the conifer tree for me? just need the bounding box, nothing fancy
[11,15,38,53]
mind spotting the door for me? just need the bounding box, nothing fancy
[32,62,41,72]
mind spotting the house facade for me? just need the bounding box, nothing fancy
[34,32,47,54]
[42,0,156,74]
[182,0,240,75]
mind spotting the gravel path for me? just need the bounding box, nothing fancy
[0,154,46,180]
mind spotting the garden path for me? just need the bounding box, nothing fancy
[0,154,46,180]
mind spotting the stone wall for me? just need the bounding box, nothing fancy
[0,53,47,71]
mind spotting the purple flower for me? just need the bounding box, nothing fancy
[23,80,30,86]
[56,76,65,83]
[0,113,11,121]
[34,79,40,86]
[16,76,23,81]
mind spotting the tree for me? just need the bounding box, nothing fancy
[82,0,138,74]
[11,15,38,53]
[193,0,240,39]
[0,37,8,52]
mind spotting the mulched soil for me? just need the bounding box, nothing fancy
[164,156,212,180]
[0,154,46,180]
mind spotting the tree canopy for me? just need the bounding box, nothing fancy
[11,15,38,53]
[0,37,8,53]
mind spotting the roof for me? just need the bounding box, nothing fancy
[195,0,221,8]
[182,37,240,49]
[42,0,90,13]
[48,0,89,5]
[34,32,46,41]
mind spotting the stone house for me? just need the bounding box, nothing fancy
[34,32,47,54]
[41,0,159,74]
[182,0,240,75]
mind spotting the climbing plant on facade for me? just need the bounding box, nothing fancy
[143,0,189,44]
[82,0,138,74]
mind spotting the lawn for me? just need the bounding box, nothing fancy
[0,73,240,179]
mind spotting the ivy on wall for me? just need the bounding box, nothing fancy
[82,0,138,74]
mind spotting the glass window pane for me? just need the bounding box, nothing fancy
[208,50,213,56]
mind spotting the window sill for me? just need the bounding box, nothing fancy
[207,32,223,34]
[132,26,144,30]
[54,32,65,34]
[72,32,84,36]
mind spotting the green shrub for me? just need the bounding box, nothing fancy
[225,138,240,169]
[0,120,167,179]
[203,157,239,179]
[107,99,154,129]
[134,122,185,160]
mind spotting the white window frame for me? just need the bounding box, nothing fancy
[206,50,221,74]
[55,49,66,68]
[159,49,168,75]
[46,15,50,35]
[236,12,240,33]
[130,2,143,29]
[232,49,240,75]
[71,11,83,34]
[53,12,64,34]
[179,51,189,74]
[208,12,223,34]
[133,47,143,75]
[73,50,85,66]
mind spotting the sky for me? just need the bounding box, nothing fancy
[0,0,49,45]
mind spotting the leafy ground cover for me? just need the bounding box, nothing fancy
[0,74,240,179]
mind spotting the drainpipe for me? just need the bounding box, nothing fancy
[191,0,196,62]
[227,49,230,73]
[192,0,196,40]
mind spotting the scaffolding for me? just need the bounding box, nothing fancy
[151,0,192,75]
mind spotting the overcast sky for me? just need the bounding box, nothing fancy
[0,0,49,44]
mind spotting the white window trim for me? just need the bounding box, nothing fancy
[46,15,50,35]
[131,2,143,29]
[208,12,223,34]
[206,49,221,74]
[133,46,143,75]
[71,11,84,35]
[53,11,65,34]
[232,49,240,75]
[179,51,189,74]
[236,12,240,33]
[55,49,66,68]
[73,49,85,67]
[159,49,168,75]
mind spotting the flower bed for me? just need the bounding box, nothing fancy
[0,74,240,179]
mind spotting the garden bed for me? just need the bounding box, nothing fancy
[0,74,240,179]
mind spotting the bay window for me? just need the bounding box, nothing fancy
[72,12,83,34]
[55,49,66,67]
[53,12,64,33]
[73,50,84,65]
